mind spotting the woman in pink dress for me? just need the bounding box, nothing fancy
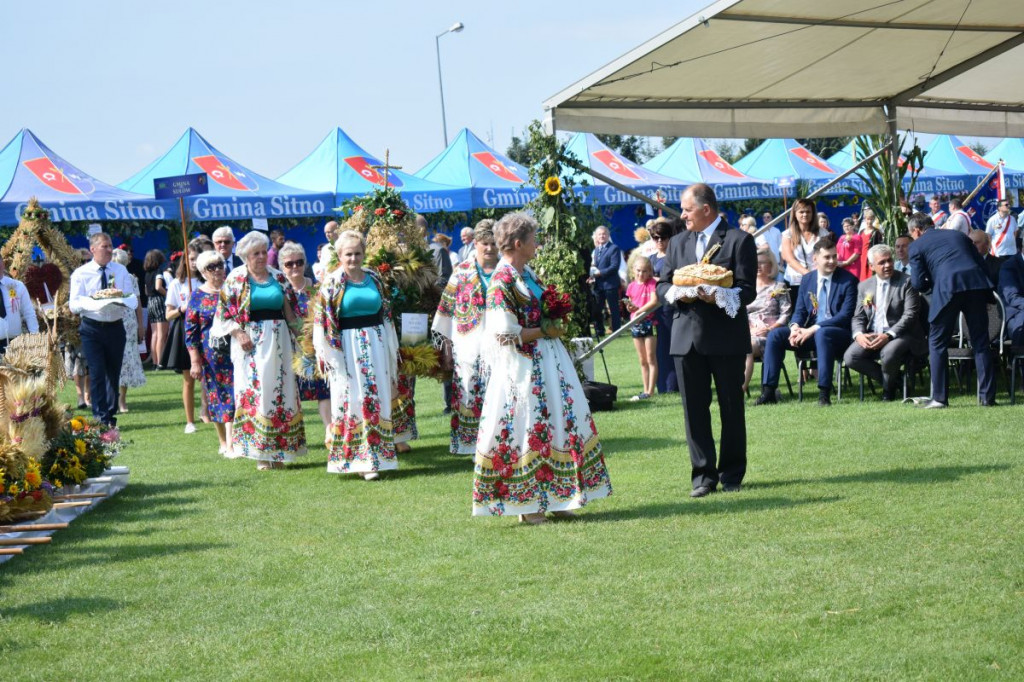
[836,218,863,279]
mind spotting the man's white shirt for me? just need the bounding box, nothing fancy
[69,260,138,322]
[0,275,40,340]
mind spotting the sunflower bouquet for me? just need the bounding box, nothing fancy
[41,416,125,487]
[0,443,54,523]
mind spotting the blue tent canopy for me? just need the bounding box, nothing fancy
[985,138,1024,170]
[921,134,1024,192]
[643,138,777,201]
[825,139,983,197]
[562,133,690,205]
[119,128,332,221]
[733,139,838,193]
[277,128,469,214]
[0,128,175,227]
[415,128,537,210]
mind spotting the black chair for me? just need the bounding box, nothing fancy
[1009,344,1024,404]
[795,347,849,401]
[948,294,1005,395]
[748,357,793,398]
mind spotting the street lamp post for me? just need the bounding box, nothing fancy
[435,21,464,147]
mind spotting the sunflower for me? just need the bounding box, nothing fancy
[544,176,562,196]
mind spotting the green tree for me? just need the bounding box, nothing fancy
[714,140,740,164]
[796,137,852,160]
[596,134,654,164]
[968,141,989,157]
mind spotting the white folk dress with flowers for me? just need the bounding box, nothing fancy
[432,260,490,455]
[211,265,307,463]
[313,268,400,474]
[472,259,612,516]
[119,274,146,388]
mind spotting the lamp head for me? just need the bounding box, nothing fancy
[449,21,464,33]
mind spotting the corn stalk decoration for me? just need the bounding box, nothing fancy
[849,134,925,245]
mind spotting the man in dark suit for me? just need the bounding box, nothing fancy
[589,226,622,336]
[999,252,1024,345]
[908,212,996,407]
[843,243,925,401]
[755,236,857,407]
[655,183,757,498]
[212,226,244,272]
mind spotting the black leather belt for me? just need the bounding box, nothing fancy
[250,309,285,321]
[338,312,383,330]
[81,318,122,327]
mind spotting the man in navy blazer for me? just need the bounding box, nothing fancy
[756,236,857,406]
[589,226,622,336]
[1000,252,1024,346]
[656,184,757,498]
[908,212,996,407]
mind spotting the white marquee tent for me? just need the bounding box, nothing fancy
[544,0,1024,139]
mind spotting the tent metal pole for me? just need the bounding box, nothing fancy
[557,155,683,218]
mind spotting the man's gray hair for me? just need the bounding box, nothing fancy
[88,232,111,247]
[867,243,892,265]
[212,226,235,242]
[592,225,610,238]
[236,231,270,260]
[495,212,538,253]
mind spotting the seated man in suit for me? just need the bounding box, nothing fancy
[999,251,1024,346]
[969,229,1003,287]
[908,212,996,408]
[755,235,857,406]
[843,244,925,401]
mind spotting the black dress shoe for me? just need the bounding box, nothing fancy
[817,388,832,406]
[690,485,715,498]
[981,400,999,407]
[753,391,778,406]
[721,483,742,493]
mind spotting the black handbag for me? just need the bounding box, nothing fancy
[583,380,618,412]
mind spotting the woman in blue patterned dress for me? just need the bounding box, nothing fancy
[278,241,332,440]
[473,212,613,524]
[432,220,499,455]
[186,251,237,458]
[314,230,400,480]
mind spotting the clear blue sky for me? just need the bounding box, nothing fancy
[2,0,996,187]
[1,0,704,185]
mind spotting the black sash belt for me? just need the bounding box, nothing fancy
[250,309,285,321]
[338,312,383,330]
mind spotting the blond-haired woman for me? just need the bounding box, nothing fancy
[314,230,400,479]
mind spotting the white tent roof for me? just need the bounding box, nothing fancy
[544,0,1024,138]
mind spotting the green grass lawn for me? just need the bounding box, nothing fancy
[1,339,1022,680]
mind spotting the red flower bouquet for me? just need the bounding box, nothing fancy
[540,285,571,321]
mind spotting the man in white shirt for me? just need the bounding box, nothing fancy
[944,197,972,235]
[929,197,948,229]
[893,233,912,277]
[985,199,1019,261]
[0,257,40,354]
[740,214,781,263]
[456,226,474,263]
[843,244,924,401]
[69,232,138,426]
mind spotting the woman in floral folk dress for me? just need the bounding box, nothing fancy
[211,231,306,470]
[432,220,499,455]
[473,212,612,524]
[186,251,237,458]
[314,230,400,481]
